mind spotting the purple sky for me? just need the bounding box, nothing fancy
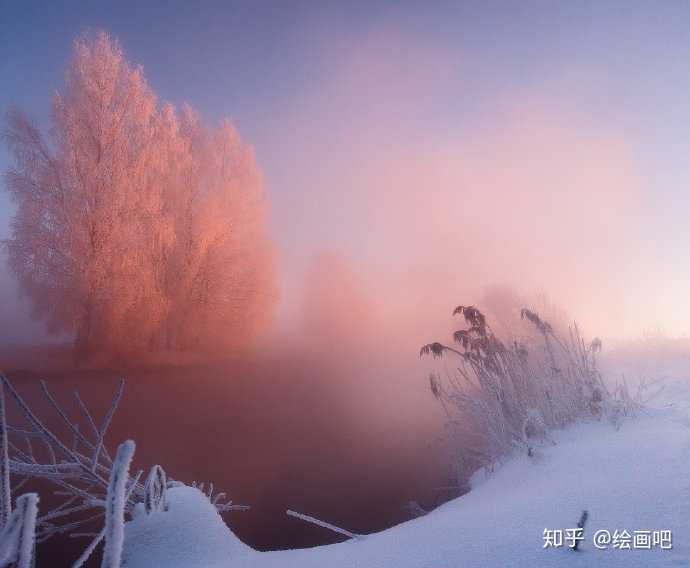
[2,1,690,340]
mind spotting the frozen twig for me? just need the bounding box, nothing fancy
[101,440,135,568]
[72,468,141,568]
[0,493,39,568]
[286,509,363,540]
[92,379,124,472]
[0,384,11,527]
[144,465,167,514]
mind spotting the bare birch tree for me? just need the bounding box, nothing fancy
[3,31,274,360]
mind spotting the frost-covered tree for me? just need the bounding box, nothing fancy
[161,105,275,352]
[3,31,274,359]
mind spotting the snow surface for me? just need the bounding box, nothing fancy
[122,486,251,568]
[123,377,690,567]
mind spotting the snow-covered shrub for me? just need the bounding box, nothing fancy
[191,481,250,513]
[0,374,241,566]
[605,375,662,429]
[421,305,610,471]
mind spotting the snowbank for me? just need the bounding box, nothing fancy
[122,486,252,568]
[123,378,690,567]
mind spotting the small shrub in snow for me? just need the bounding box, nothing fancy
[0,373,240,566]
[191,480,250,513]
[421,305,610,471]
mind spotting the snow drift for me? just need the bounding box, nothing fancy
[121,376,690,567]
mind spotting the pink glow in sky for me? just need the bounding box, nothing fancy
[3,3,689,343]
[265,30,646,342]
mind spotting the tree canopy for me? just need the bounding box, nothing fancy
[3,31,275,360]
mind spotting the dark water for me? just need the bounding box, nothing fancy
[2,348,455,567]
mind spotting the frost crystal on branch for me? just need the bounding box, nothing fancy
[0,493,38,568]
[144,465,167,514]
[286,510,362,540]
[101,440,135,568]
[0,385,11,528]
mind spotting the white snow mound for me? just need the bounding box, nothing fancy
[122,485,252,567]
[123,377,690,567]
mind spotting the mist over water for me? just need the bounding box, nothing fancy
[3,8,690,567]
[3,330,448,563]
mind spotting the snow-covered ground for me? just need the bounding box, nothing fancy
[123,377,690,567]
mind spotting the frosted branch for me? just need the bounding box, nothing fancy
[286,509,362,540]
[101,440,135,568]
